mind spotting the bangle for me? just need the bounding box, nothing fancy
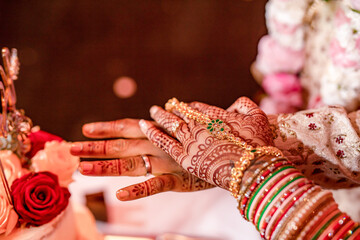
[251,169,300,224]
[345,223,360,240]
[246,165,296,221]
[266,185,319,239]
[265,182,314,239]
[280,190,334,240]
[334,222,358,240]
[270,186,321,239]
[299,201,338,240]
[238,159,290,217]
[256,174,305,231]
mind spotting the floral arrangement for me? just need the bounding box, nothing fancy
[0,47,79,235]
[255,0,307,114]
[255,0,360,113]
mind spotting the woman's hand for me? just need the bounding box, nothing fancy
[70,119,214,201]
[139,97,273,190]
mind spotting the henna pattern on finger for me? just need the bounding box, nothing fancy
[85,157,141,176]
[130,176,175,198]
[179,171,214,191]
[145,125,184,161]
[80,139,129,156]
[151,106,192,142]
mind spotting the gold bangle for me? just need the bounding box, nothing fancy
[165,98,283,198]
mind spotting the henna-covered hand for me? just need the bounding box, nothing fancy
[140,97,273,190]
[70,119,214,201]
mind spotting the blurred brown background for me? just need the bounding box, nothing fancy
[0,0,266,141]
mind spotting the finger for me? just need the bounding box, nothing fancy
[188,101,228,120]
[179,171,215,192]
[116,174,180,201]
[116,172,216,201]
[139,119,184,164]
[78,156,183,176]
[82,119,147,139]
[70,139,168,158]
[226,97,261,115]
[149,105,191,143]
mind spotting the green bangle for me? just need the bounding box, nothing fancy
[311,212,342,240]
[246,165,295,221]
[256,175,304,230]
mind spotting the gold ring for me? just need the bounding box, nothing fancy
[171,121,181,137]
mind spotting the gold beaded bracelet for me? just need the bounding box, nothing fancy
[165,98,283,198]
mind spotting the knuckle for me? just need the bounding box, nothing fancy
[85,141,104,154]
[150,177,166,192]
[108,139,128,154]
[112,120,125,133]
[119,157,137,172]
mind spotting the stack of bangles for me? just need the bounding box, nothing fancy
[165,98,360,240]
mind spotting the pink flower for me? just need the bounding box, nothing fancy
[260,96,297,114]
[356,36,360,54]
[307,95,324,109]
[335,9,351,27]
[351,0,360,11]
[256,35,305,74]
[262,73,303,107]
[330,38,358,68]
[262,73,302,94]
[270,17,300,35]
[31,141,79,187]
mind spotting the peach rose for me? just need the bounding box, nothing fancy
[31,141,79,187]
[0,150,23,186]
[0,150,22,235]
[0,192,18,235]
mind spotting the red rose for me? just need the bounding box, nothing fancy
[11,171,70,226]
[26,130,63,159]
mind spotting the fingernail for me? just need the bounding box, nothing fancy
[80,162,93,174]
[116,190,129,200]
[83,123,95,134]
[71,143,83,153]
[139,119,150,132]
[150,105,159,117]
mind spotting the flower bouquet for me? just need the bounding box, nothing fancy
[0,47,80,237]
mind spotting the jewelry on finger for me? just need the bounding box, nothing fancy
[141,155,152,176]
[171,121,181,137]
[165,97,283,198]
